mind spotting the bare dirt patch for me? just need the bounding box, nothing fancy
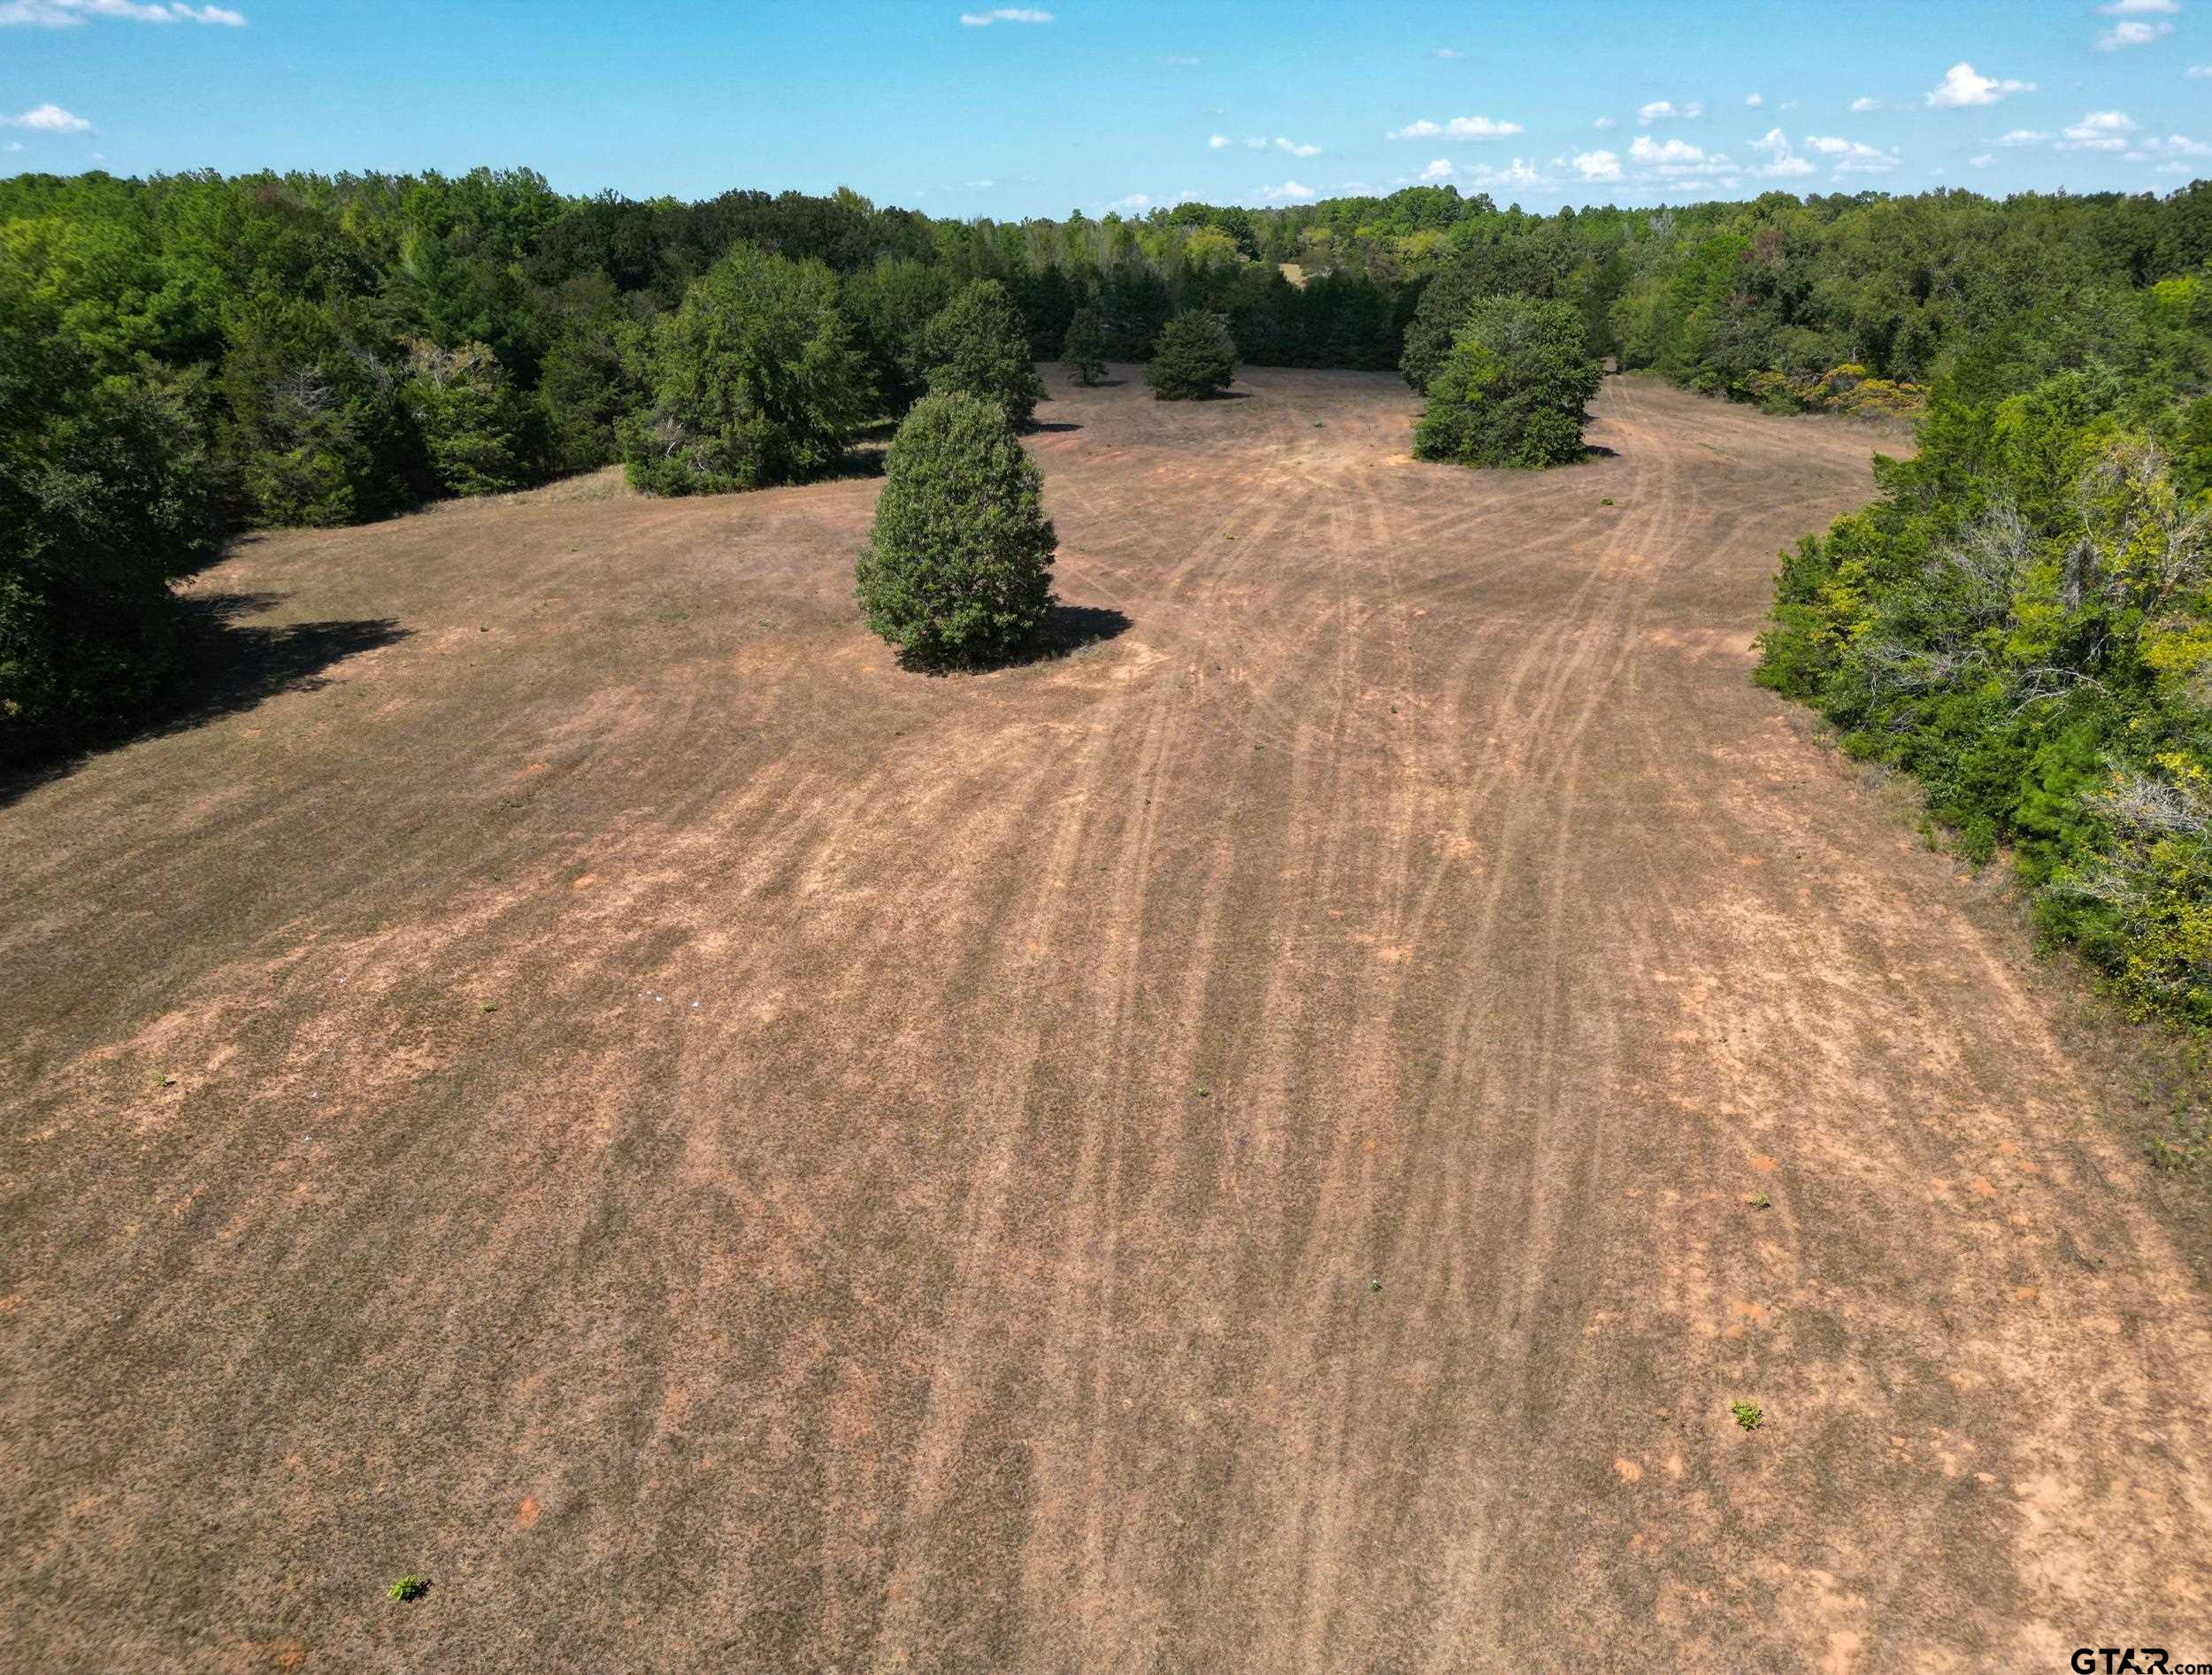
[4,371,2208,1671]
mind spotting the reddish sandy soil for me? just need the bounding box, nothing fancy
[5,370,2211,1672]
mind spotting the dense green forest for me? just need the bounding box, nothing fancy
[5,165,2212,1021]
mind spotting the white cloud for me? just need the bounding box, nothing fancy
[965,178,995,188]
[1746,92,1764,107]
[1107,193,1151,211]
[1571,148,1624,181]
[1432,46,1462,59]
[1274,136,1320,157]
[4,102,91,130]
[2126,132,2212,158]
[1749,127,1817,177]
[2101,0,2178,12]
[1463,157,1547,189]
[1924,62,2034,108]
[2189,64,2212,77]
[1,0,242,19]
[2106,19,2174,47]
[1630,134,1708,165]
[2058,110,2139,149]
[1207,134,1229,149]
[1259,180,1317,201]
[1849,96,1882,112]
[1239,135,1268,149]
[1638,99,1704,123]
[1418,157,1453,181]
[1805,134,1901,173]
[1969,153,1995,167]
[5,141,22,151]
[1594,115,1617,130]
[958,6,1050,23]
[1386,114,1521,140]
[1997,127,2048,145]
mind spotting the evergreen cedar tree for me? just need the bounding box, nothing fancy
[1062,306,1108,387]
[1146,311,1238,401]
[621,242,872,496]
[1413,297,1601,470]
[856,391,1057,667]
[918,279,1047,427]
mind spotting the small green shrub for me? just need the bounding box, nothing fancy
[856,391,1056,666]
[1145,311,1237,402]
[1731,1400,1764,1431]
[388,1576,429,1602]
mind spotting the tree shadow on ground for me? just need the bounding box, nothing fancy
[894,603,1133,677]
[830,444,891,481]
[0,591,411,811]
[1029,421,1083,434]
[1584,442,1621,460]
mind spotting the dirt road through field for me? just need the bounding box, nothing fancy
[5,372,2209,1671]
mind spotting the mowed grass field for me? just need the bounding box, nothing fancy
[5,370,2210,1671]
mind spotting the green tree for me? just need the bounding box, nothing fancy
[842,256,956,416]
[400,338,541,496]
[918,278,1045,426]
[621,242,871,496]
[218,296,421,528]
[1062,305,1107,387]
[1145,311,1237,401]
[2,350,213,764]
[856,391,1056,666]
[1413,296,1599,468]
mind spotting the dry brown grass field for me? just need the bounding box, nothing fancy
[4,369,2209,1671]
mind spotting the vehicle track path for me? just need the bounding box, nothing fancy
[4,371,2208,1671]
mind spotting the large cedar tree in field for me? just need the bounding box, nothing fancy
[918,279,1046,426]
[856,391,1057,667]
[1414,296,1600,469]
[1145,311,1238,401]
[621,242,871,495]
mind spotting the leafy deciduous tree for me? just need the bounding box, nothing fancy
[620,242,872,495]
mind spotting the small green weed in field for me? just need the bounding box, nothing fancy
[388,1576,429,1602]
[480,1001,498,1014]
[1195,1087,1210,1099]
[1369,1278,1383,1293]
[1746,1188,1770,1210]
[1600,496,1614,505]
[2147,1087,2212,1179]
[1731,1400,1763,1431]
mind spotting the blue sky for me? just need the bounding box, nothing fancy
[3,1,2206,213]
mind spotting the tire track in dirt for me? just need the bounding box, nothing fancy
[5,371,2210,1673]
